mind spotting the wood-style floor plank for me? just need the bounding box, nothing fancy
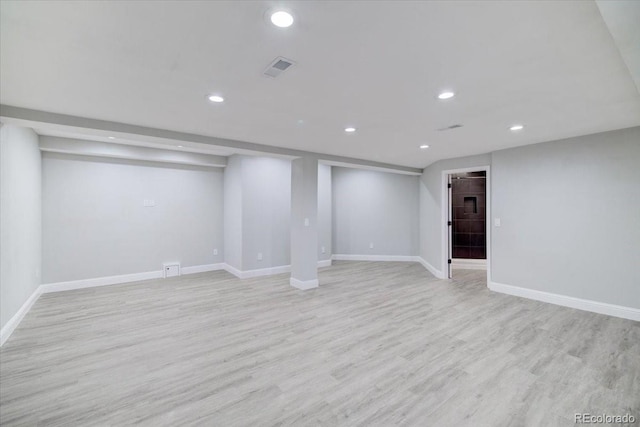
[1,262,638,426]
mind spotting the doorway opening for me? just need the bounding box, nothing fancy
[442,166,490,281]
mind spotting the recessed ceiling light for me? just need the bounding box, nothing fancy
[208,95,224,103]
[271,10,294,28]
[177,145,183,148]
[344,127,356,133]
[438,91,455,100]
[420,144,430,149]
[509,124,524,131]
[107,136,115,139]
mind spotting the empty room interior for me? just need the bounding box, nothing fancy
[1,1,639,426]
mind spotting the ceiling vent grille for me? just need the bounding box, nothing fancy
[264,57,296,78]
[437,124,464,131]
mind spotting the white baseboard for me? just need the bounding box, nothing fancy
[40,270,164,293]
[331,254,446,279]
[40,263,227,294]
[417,257,446,279]
[290,277,319,290]
[452,258,487,270]
[488,281,640,322]
[0,286,43,347]
[318,259,332,268]
[332,254,419,262]
[223,261,331,279]
[236,264,291,279]
[181,263,226,275]
[222,263,243,279]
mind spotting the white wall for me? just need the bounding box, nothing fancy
[42,152,224,283]
[223,155,292,271]
[0,124,42,330]
[241,156,291,271]
[318,163,332,261]
[333,167,419,256]
[419,154,492,273]
[418,127,640,310]
[491,126,640,308]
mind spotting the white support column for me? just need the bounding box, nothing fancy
[290,156,319,290]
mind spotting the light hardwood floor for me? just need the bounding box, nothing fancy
[1,261,638,426]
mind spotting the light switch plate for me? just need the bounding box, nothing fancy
[494,218,501,227]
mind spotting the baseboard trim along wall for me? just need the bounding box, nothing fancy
[231,264,291,279]
[488,281,640,322]
[318,259,332,268]
[416,257,447,279]
[40,270,164,293]
[331,254,447,279]
[0,286,43,346]
[290,278,319,290]
[40,264,229,295]
[332,254,418,262]
[223,260,333,279]
[181,263,226,275]
[221,263,243,279]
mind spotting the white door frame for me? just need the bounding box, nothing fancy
[441,165,491,284]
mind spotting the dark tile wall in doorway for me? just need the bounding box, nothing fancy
[451,171,486,259]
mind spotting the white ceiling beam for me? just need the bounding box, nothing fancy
[1,105,423,176]
[40,136,227,168]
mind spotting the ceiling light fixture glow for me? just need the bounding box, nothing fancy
[177,145,183,148]
[509,124,524,131]
[208,95,224,103]
[344,127,356,133]
[271,10,294,28]
[438,91,455,100]
[420,144,430,149]
[107,136,115,139]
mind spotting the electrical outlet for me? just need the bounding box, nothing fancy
[258,252,263,261]
[321,246,326,254]
[369,242,374,249]
[213,249,218,256]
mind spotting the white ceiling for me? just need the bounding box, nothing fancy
[1,0,639,168]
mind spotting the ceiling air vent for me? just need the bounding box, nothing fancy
[263,57,296,78]
[437,124,464,132]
